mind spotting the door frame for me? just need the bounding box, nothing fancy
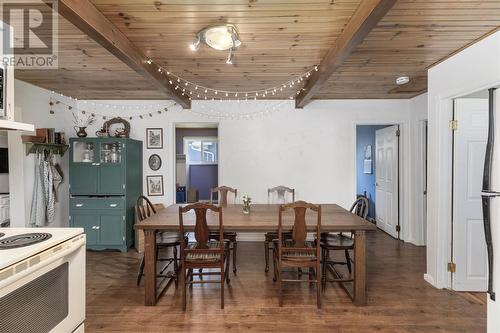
[171,122,220,204]
[420,120,428,245]
[353,121,405,241]
[182,135,219,196]
[429,81,500,290]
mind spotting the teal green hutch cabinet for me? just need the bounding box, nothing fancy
[69,137,142,252]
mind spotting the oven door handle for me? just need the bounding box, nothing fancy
[0,235,86,289]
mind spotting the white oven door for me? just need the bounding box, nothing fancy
[0,235,86,333]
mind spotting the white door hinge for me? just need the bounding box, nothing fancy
[396,129,401,137]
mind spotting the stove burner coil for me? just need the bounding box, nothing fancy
[0,233,52,250]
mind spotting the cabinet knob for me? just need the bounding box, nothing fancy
[109,204,117,207]
[75,203,83,207]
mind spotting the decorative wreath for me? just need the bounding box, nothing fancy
[100,117,131,138]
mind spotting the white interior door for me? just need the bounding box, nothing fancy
[375,125,399,238]
[453,98,488,291]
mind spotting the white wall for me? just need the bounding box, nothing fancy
[10,81,69,227]
[13,80,427,245]
[426,30,500,332]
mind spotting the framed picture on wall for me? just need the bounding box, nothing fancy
[148,154,162,171]
[147,175,164,196]
[146,128,163,149]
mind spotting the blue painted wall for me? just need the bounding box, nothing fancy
[188,165,218,200]
[356,125,390,219]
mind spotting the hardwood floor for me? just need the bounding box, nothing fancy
[86,230,485,332]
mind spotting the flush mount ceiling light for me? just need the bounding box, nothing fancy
[189,24,242,65]
[396,75,410,85]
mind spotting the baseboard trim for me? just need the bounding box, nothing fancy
[424,273,436,287]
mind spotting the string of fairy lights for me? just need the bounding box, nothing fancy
[47,63,316,120]
[146,59,317,101]
[48,91,298,121]
[49,95,177,121]
[189,99,295,120]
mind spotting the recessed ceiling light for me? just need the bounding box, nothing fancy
[396,76,410,85]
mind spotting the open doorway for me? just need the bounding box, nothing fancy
[356,124,400,239]
[174,123,218,203]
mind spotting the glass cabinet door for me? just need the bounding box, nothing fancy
[100,141,122,164]
[72,140,96,163]
[98,141,125,195]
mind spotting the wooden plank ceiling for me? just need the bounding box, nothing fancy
[14,0,500,100]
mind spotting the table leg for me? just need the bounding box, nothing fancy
[144,229,157,306]
[354,230,366,306]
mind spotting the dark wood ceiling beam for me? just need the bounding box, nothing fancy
[295,0,397,108]
[58,0,190,108]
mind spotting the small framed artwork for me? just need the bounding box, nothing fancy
[146,128,163,149]
[147,175,164,196]
[148,154,162,171]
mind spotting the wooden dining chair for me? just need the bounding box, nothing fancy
[209,186,238,274]
[135,196,185,287]
[179,202,230,310]
[320,196,368,289]
[264,186,295,272]
[272,201,322,308]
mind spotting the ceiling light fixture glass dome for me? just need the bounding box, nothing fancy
[189,24,242,64]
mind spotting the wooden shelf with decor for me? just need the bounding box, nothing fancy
[23,142,69,156]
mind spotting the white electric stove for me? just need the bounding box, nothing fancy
[0,227,86,333]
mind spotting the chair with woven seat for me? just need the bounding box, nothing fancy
[179,202,230,310]
[209,186,238,274]
[135,196,185,287]
[272,201,322,308]
[264,186,295,272]
[320,196,368,289]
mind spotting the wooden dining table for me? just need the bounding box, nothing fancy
[134,203,376,306]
